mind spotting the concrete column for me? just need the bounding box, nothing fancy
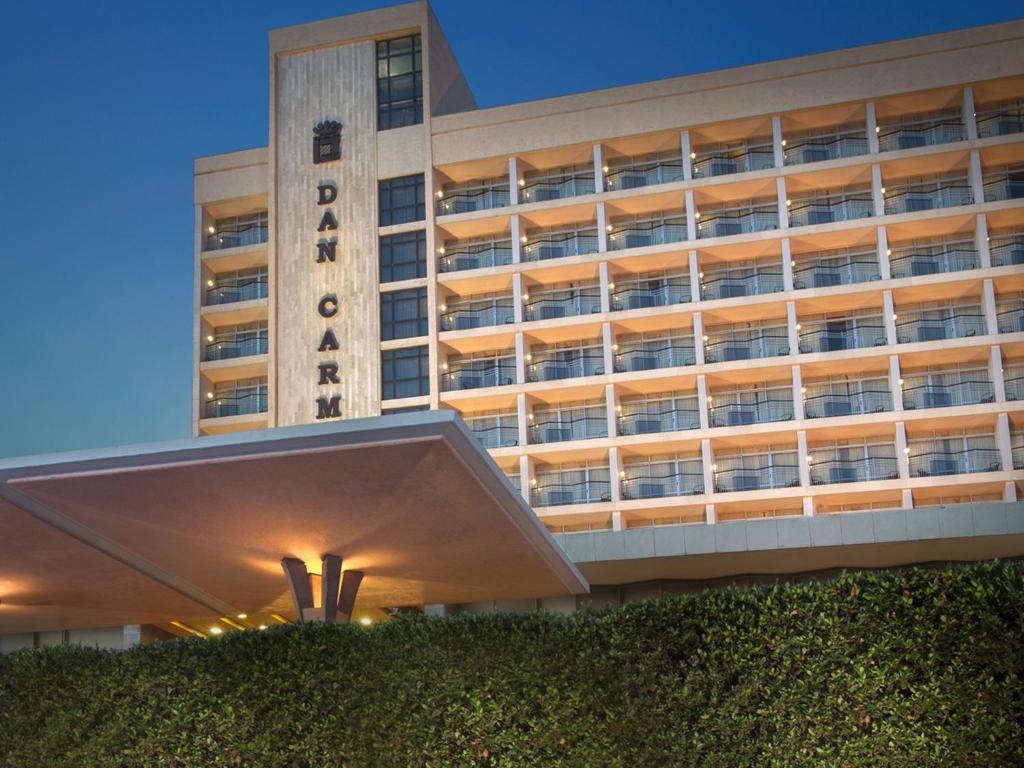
[990,345,1006,402]
[889,355,904,412]
[517,393,529,448]
[982,279,999,336]
[688,250,701,302]
[776,178,789,228]
[883,291,898,346]
[901,488,914,510]
[693,311,706,366]
[605,383,618,438]
[515,332,527,384]
[963,86,978,141]
[782,239,794,291]
[681,130,693,180]
[871,164,885,217]
[602,322,615,376]
[1004,482,1018,503]
[976,214,991,268]
[866,102,880,154]
[519,454,533,505]
[123,625,142,650]
[512,273,525,324]
[511,214,522,264]
[772,115,785,167]
[896,422,910,480]
[609,446,624,503]
[996,412,1013,472]
[792,365,805,420]
[597,203,609,252]
[598,262,612,314]
[593,144,605,194]
[696,375,710,430]
[797,430,811,488]
[611,511,624,532]
[701,439,715,496]
[877,226,891,280]
[509,157,520,206]
[801,497,815,517]
[968,150,984,205]
[685,190,697,241]
[786,301,800,356]
[705,504,717,524]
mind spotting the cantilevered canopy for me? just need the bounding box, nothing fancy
[0,412,587,634]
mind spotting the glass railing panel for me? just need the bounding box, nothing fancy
[204,387,268,418]
[983,170,1024,203]
[621,458,704,499]
[614,336,696,372]
[802,378,892,419]
[877,115,964,152]
[798,317,887,353]
[440,301,515,331]
[437,183,510,215]
[205,334,268,361]
[783,129,869,165]
[611,275,691,310]
[788,195,874,227]
[696,206,779,238]
[531,467,612,506]
[883,182,973,214]
[708,387,793,427]
[1004,365,1024,401]
[896,307,987,343]
[976,104,1024,138]
[700,267,784,300]
[442,358,517,391]
[1012,431,1024,470]
[605,156,684,191]
[704,327,789,363]
[465,413,519,449]
[989,235,1024,268]
[692,143,774,178]
[439,239,513,273]
[607,216,687,251]
[521,228,599,262]
[997,298,1024,334]
[713,451,800,492]
[524,288,602,321]
[520,171,595,203]
[530,407,608,444]
[792,250,880,289]
[617,396,700,435]
[205,276,268,305]
[808,444,899,485]
[205,213,269,251]
[527,348,605,382]
[888,242,980,278]
[902,371,994,410]
[908,438,1001,477]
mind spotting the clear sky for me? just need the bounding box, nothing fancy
[0,0,1020,458]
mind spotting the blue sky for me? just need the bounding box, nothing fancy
[0,0,1019,458]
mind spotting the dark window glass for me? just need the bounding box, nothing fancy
[382,404,430,414]
[377,34,423,130]
[379,174,425,226]
[381,287,428,341]
[379,230,426,282]
[381,346,430,400]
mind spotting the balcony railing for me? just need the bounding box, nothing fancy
[522,227,599,262]
[621,458,704,499]
[204,387,268,418]
[888,240,980,278]
[975,103,1024,139]
[1014,432,1024,471]
[465,414,519,449]
[883,181,973,215]
[792,250,881,289]
[701,265,784,300]
[205,275,268,305]
[809,445,899,485]
[437,180,510,215]
[877,114,964,152]
[708,386,793,427]
[611,273,690,310]
[908,439,1001,477]
[783,128,869,165]
[896,306,987,344]
[204,334,268,361]
[608,215,687,251]
[697,203,779,238]
[605,154,684,191]
[902,372,994,410]
[990,235,1024,268]
[439,238,513,273]
[519,168,595,203]
[524,287,602,321]
[440,300,515,331]
[983,170,1024,203]
[442,357,517,391]
[704,326,789,363]
[787,193,874,227]
[692,142,774,178]
[997,298,1024,334]
[1005,366,1024,401]
[618,396,701,435]
[615,335,696,372]
[802,377,892,419]
[527,347,605,382]
[205,213,268,251]
[531,467,612,506]
[713,451,800,492]
[799,316,887,353]
[530,407,608,444]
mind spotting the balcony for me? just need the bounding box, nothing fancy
[700,260,783,300]
[888,239,980,278]
[611,271,690,310]
[692,141,774,178]
[439,237,513,273]
[799,314,887,353]
[204,212,268,252]
[902,368,994,410]
[708,383,793,427]
[712,449,800,492]
[203,380,267,419]
[204,270,268,305]
[792,248,881,289]
[982,167,1024,203]
[531,465,611,506]
[442,353,516,391]
[617,393,700,435]
[704,323,789,363]
[1013,431,1024,470]
[802,376,892,419]
[787,190,874,227]
[896,303,986,344]
[519,166,595,203]
[527,342,605,382]
[883,178,973,215]
[975,101,1024,139]
[204,326,268,362]
[696,202,779,239]
[907,435,1001,477]
[990,234,1024,268]
[604,153,684,191]
[529,402,607,444]
[464,411,518,449]
[783,127,869,165]
[524,284,602,321]
[436,178,510,216]
[615,331,696,372]
[621,456,704,500]
[997,294,1024,334]
[521,226,599,262]
[440,297,515,331]
[607,213,686,251]
[808,443,899,485]
[877,112,964,152]
[1005,364,1024,401]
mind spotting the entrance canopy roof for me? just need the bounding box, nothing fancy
[0,412,587,635]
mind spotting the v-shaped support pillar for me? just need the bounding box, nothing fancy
[281,554,364,624]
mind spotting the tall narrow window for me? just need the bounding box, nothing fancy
[377,34,423,130]
[381,346,430,400]
[381,288,428,341]
[379,175,425,226]
[379,230,426,282]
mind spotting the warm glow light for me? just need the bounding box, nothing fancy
[694,212,701,219]
[258,625,268,630]
[786,199,792,207]
[206,392,214,399]
[880,187,886,194]
[690,152,696,159]
[439,304,447,312]
[795,324,802,330]
[602,165,609,172]
[207,335,214,342]
[781,139,787,147]
[237,613,247,620]
[606,224,613,232]
[520,235,528,243]
[441,362,449,370]
[518,179,525,187]
[608,282,615,290]
[525,353,532,361]
[436,190,444,198]
[209,626,223,635]
[807,456,814,463]
[886,248,892,256]
[522,294,529,301]
[711,464,718,471]
[207,225,215,234]
[899,378,905,385]
[875,126,880,133]
[360,617,372,626]
[438,246,446,255]
[612,343,619,351]
[801,387,807,394]
[206,279,214,287]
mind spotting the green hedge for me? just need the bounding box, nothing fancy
[1,562,1022,767]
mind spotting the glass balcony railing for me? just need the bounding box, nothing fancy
[883,180,973,215]
[607,214,687,251]
[529,405,608,444]
[437,180,510,215]
[877,113,964,152]
[615,334,696,372]
[531,467,612,506]
[982,169,1024,203]
[975,103,1024,139]
[204,332,268,361]
[1014,432,1024,471]
[700,265,784,300]
[611,273,690,310]
[204,385,268,419]
[696,203,779,238]
[205,274,268,305]
[997,297,1024,334]
[205,213,268,251]
[439,238,513,273]
[527,346,605,382]
[519,168,595,203]
[524,286,602,321]
[907,437,1001,477]
[990,235,1024,268]
[1005,366,1024,401]
[783,128,869,165]
[896,306,987,344]
[888,240,980,278]
[465,413,519,449]
[708,386,793,427]
[902,371,994,410]
[604,154,684,191]
[521,227,599,262]
[692,142,774,178]
[621,458,704,500]
[787,193,874,227]
[798,316,887,353]
[713,451,800,493]
[617,395,701,435]
[792,249,881,289]
[440,300,515,331]
[704,326,789,363]
[442,356,517,391]
[802,377,892,419]
[809,445,899,485]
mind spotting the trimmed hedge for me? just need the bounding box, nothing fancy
[1,562,1022,767]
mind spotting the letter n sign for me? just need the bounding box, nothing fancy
[313,121,342,164]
